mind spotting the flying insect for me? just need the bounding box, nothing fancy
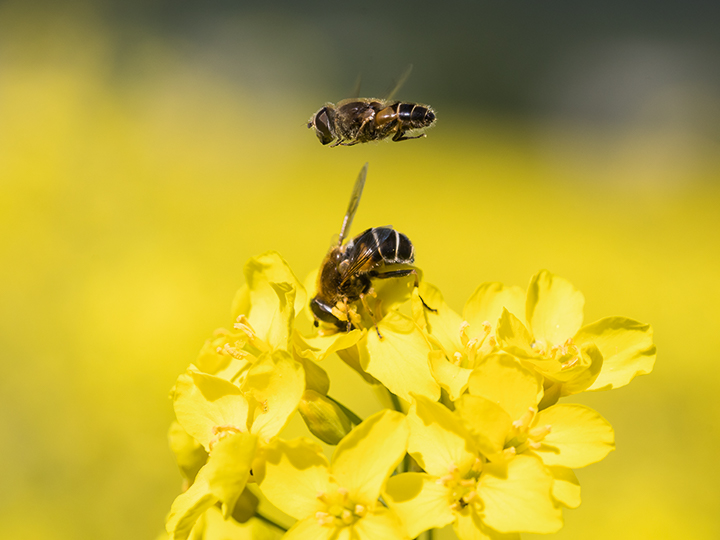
[308,66,436,147]
[310,163,433,334]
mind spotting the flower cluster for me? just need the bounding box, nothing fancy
[164,251,655,540]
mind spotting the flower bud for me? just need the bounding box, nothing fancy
[298,390,352,445]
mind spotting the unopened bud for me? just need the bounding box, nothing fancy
[298,390,352,445]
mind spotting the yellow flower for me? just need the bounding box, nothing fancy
[194,251,307,380]
[413,282,525,400]
[260,410,410,539]
[385,396,562,539]
[166,351,305,540]
[497,270,655,402]
[454,353,615,508]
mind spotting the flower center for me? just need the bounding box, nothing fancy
[531,337,581,370]
[208,425,243,451]
[233,315,271,354]
[457,321,497,367]
[437,460,483,512]
[315,487,367,528]
[505,407,552,453]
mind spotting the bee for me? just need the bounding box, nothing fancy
[310,163,433,334]
[308,66,436,146]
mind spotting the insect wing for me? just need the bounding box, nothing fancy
[384,64,413,102]
[338,163,368,246]
[338,228,394,288]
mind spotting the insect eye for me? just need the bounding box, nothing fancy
[313,108,334,145]
[311,297,341,325]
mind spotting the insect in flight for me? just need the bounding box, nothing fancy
[308,66,436,147]
[310,163,434,335]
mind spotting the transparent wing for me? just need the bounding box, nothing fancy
[350,73,362,99]
[338,228,394,288]
[338,163,368,246]
[385,64,413,101]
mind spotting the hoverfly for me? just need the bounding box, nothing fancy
[310,163,433,334]
[308,66,436,147]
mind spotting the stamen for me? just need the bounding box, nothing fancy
[561,356,579,370]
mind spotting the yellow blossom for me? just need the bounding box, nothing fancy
[260,410,410,539]
[166,351,305,539]
[385,395,562,539]
[413,282,525,400]
[496,270,655,401]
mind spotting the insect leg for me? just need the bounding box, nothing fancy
[359,291,383,339]
[392,131,427,142]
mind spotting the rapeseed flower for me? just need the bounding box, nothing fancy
[164,248,654,540]
[385,395,562,539]
[260,410,410,539]
[497,270,655,403]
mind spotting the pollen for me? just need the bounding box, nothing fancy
[208,425,243,451]
[217,342,249,360]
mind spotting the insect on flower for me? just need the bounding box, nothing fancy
[308,65,436,146]
[310,163,434,335]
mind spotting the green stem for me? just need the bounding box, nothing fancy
[254,511,288,532]
[326,394,363,425]
[426,527,435,540]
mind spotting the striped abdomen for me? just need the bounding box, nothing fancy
[375,102,436,130]
[344,227,415,270]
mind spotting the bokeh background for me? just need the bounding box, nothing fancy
[2,0,719,538]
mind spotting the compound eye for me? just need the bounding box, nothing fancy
[311,297,342,325]
[313,108,335,145]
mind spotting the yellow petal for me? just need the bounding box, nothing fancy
[202,505,269,539]
[385,472,456,538]
[532,404,615,468]
[260,438,333,520]
[195,328,251,376]
[172,370,249,452]
[478,455,562,534]
[294,328,363,363]
[526,270,584,346]
[575,317,656,391]
[168,421,207,483]
[407,395,477,478]
[454,395,511,460]
[331,410,409,506]
[463,282,525,336]
[336,337,381,385]
[467,353,542,421]
[235,251,306,348]
[352,507,410,540]
[166,465,217,540]
[454,509,521,540]
[293,350,331,395]
[282,516,337,540]
[363,311,440,402]
[205,432,259,517]
[245,351,305,441]
[495,309,534,354]
[429,349,473,401]
[416,282,464,354]
[547,466,581,508]
[558,343,603,396]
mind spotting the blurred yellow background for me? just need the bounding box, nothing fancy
[1,2,719,539]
